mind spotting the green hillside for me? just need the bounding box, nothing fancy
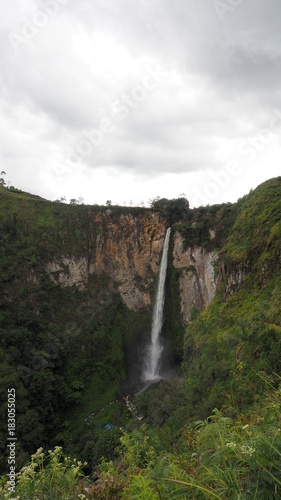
[183,177,281,417]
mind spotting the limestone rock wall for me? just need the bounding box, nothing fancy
[46,257,88,290]
[46,210,166,312]
[218,260,251,299]
[88,211,166,311]
[173,230,218,323]
[46,214,222,319]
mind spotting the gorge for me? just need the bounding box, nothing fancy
[0,177,281,491]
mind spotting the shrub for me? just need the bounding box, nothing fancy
[0,446,89,499]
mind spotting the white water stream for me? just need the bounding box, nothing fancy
[143,227,171,381]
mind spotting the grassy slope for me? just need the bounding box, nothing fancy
[183,173,281,410]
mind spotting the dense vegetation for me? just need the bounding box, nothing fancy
[0,187,155,475]
[1,177,281,498]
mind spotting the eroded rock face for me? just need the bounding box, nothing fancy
[88,211,166,311]
[46,257,88,289]
[45,216,221,318]
[46,211,166,312]
[218,261,251,298]
[173,231,218,323]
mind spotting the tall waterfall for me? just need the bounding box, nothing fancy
[143,227,171,381]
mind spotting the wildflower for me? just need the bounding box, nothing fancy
[31,447,45,461]
[240,445,255,456]
[226,442,237,450]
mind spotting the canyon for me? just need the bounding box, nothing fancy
[1,177,280,477]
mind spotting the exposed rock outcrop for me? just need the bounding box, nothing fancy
[89,211,167,311]
[46,216,223,319]
[46,257,88,290]
[173,231,218,323]
[218,260,251,299]
[46,211,166,312]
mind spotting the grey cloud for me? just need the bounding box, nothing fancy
[0,0,280,201]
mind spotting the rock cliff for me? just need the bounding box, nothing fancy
[173,231,218,323]
[45,213,219,321]
[46,210,167,311]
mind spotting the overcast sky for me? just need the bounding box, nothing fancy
[1,0,281,207]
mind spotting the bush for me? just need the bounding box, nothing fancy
[0,446,89,499]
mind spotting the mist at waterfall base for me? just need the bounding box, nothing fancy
[142,228,172,384]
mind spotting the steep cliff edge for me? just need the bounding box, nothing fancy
[46,210,166,311]
[44,212,220,321]
[173,231,218,323]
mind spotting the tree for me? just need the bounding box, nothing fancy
[0,171,6,186]
[150,196,190,223]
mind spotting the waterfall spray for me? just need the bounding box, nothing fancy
[143,227,171,381]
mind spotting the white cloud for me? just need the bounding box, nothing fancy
[0,0,280,206]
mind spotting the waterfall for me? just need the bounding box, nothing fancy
[143,227,171,381]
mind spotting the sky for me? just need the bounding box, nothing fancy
[1,0,281,207]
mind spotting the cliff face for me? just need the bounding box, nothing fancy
[217,260,251,299]
[173,231,218,323]
[45,213,220,320]
[41,177,281,335]
[46,210,167,311]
